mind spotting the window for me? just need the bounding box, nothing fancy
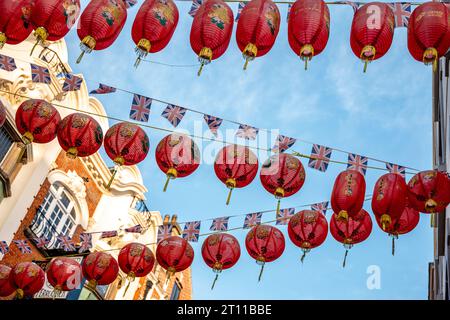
[0,125,14,164]
[169,282,182,300]
[0,120,22,202]
[30,182,78,249]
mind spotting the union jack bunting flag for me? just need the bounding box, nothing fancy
[161,104,187,127]
[236,124,259,140]
[130,94,152,122]
[57,235,75,252]
[385,162,406,178]
[62,73,83,92]
[89,83,116,95]
[203,114,223,136]
[235,2,246,21]
[189,0,203,17]
[157,224,173,243]
[124,224,143,233]
[272,134,296,153]
[13,240,32,254]
[347,153,369,175]
[311,201,329,216]
[0,54,17,72]
[0,241,9,255]
[243,212,263,229]
[286,3,293,22]
[388,3,411,28]
[31,237,49,249]
[210,217,230,231]
[31,64,51,84]
[276,208,295,225]
[124,0,137,8]
[182,221,201,242]
[100,230,118,239]
[308,144,332,172]
[78,233,92,253]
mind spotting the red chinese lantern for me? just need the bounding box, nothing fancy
[104,122,149,188]
[350,2,395,72]
[371,172,408,231]
[15,99,61,145]
[408,2,450,70]
[156,236,194,281]
[260,153,306,214]
[46,257,82,294]
[118,242,155,279]
[214,144,259,205]
[30,0,81,54]
[0,265,15,297]
[57,113,104,159]
[408,170,450,213]
[236,0,281,70]
[245,224,285,281]
[331,169,366,222]
[190,0,234,75]
[9,262,45,299]
[287,210,328,263]
[0,100,7,127]
[131,0,179,68]
[82,252,119,289]
[155,134,201,192]
[376,204,419,255]
[201,233,241,289]
[76,0,127,63]
[330,209,372,267]
[287,0,330,70]
[0,0,34,48]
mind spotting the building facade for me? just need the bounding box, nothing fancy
[0,36,191,300]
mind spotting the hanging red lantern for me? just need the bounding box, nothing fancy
[236,0,281,70]
[260,153,305,214]
[0,265,15,297]
[330,209,372,267]
[408,170,450,213]
[104,122,149,188]
[0,0,34,48]
[57,113,104,159]
[190,0,234,75]
[30,0,81,54]
[371,172,408,231]
[155,133,201,192]
[408,2,450,70]
[245,224,285,281]
[118,242,155,279]
[331,169,366,222]
[376,204,420,255]
[156,236,194,281]
[9,262,45,299]
[46,257,82,294]
[287,0,330,70]
[201,233,241,289]
[0,100,7,127]
[350,2,395,72]
[76,0,127,63]
[82,252,119,289]
[287,210,328,263]
[214,144,259,205]
[131,0,179,68]
[15,99,61,145]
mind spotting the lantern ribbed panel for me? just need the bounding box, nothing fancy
[287,0,330,57]
[376,205,419,235]
[46,258,82,291]
[190,0,234,60]
[371,173,408,222]
[0,265,15,297]
[82,252,119,286]
[408,170,450,213]
[0,0,33,46]
[408,2,450,63]
[260,153,305,198]
[0,101,7,127]
[245,225,285,263]
[330,209,372,245]
[31,0,80,41]
[156,236,194,273]
[350,2,394,61]
[104,122,149,166]
[287,210,328,249]
[77,0,127,50]
[201,233,241,271]
[236,0,280,57]
[9,262,45,297]
[118,243,155,277]
[214,144,259,188]
[131,0,179,53]
[330,170,366,219]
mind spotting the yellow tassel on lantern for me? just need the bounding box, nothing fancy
[423,47,438,72]
[337,210,348,222]
[380,214,391,231]
[300,44,314,70]
[163,168,178,192]
[134,38,151,68]
[274,187,284,215]
[242,43,257,70]
[197,47,213,76]
[225,178,236,205]
[15,288,24,299]
[0,32,6,49]
[360,45,376,73]
[77,36,96,64]
[30,27,48,56]
[425,198,437,213]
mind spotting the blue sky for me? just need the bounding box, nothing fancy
[67,0,433,299]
